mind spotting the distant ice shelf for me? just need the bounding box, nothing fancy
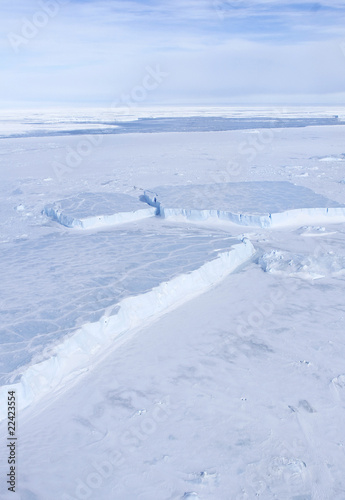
[144,181,345,228]
[44,192,156,229]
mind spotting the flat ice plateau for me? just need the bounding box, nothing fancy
[43,192,156,228]
[1,108,345,500]
[144,181,345,227]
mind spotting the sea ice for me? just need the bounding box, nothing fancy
[44,192,156,229]
[144,181,345,227]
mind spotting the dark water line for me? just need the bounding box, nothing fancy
[0,116,343,140]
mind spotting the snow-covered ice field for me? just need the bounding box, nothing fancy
[1,107,345,499]
[143,181,345,227]
[43,192,157,228]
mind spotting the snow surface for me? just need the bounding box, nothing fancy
[43,192,156,228]
[1,108,345,499]
[0,219,254,417]
[144,181,345,227]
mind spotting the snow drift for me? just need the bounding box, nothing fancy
[259,248,345,280]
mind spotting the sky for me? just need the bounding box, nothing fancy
[1,0,345,107]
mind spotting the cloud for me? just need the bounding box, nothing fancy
[1,0,345,106]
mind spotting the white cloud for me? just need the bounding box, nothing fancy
[1,0,345,105]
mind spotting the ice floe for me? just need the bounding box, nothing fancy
[144,181,345,228]
[43,192,156,229]
[0,224,254,420]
